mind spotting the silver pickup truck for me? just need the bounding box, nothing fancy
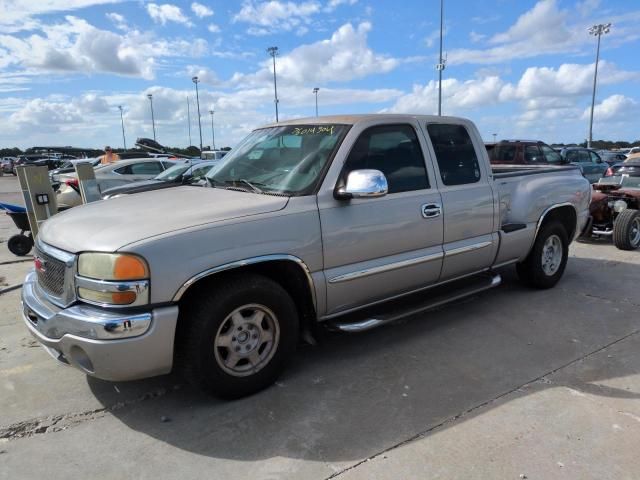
[22,115,591,398]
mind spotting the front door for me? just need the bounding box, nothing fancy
[318,123,444,316]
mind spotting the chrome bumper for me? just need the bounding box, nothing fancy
[21,270,179,381]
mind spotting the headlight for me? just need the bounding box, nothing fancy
[77,253,149,306]
[613,200,628,213]
[78,252,148,280]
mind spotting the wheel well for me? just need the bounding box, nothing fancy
[540,205,577,240]
[178,260,317,331]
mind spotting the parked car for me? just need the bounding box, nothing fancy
[101,160,219,198]
[49,158,102,183]
[23,114,590,398]
[559,147,608,183]
[1,157,17,174]
[201,150,228,161]
[487,140,565,165]
[56,157,179,208]
[583,159,640,250]
[598,150,628,165]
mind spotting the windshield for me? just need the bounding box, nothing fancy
[206,124,349,195]
[155,163,190,181]
[599,175,640,189]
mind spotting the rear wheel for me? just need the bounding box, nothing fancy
[613,209,640,250]
[516,221,569,289]
[176,274,299,398]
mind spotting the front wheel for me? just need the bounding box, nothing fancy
[516,221,569,289]
[613,209,640,250]
[176,274,299,398]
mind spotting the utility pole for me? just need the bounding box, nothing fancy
[192,76,203,153]
[118,105,127,150]
[187,95,192,147]
[313,87,319,117]
[587,23,611,148]
[209,109,216,150]
[267,46,280,122]
[492,133,497,143]
[436,0,446,116]
[147,94,156,141]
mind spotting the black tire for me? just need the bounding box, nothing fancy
[516,221,569,289]
[613,209,640,251]
[7,234,32,256]
[176,273,299,399]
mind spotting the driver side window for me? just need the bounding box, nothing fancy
[342,125,429,194]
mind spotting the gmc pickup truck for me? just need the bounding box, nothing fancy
[22,115,591,398]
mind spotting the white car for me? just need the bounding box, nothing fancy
[56,157,180,208]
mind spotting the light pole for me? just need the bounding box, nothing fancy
[267,46,280,122]
[118,105,127,150]
[147,94,156,141]
[209,109,216,150]
[436,0,446,116]
[186,95,192,147]
[492,133,497,143]
[313,87,319,117]
[587,23,611,148]
[192,76,203,152]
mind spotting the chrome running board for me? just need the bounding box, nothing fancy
[328,272,502,333]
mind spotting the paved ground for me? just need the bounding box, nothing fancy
[1,174,639,479]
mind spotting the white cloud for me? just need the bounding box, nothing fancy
[233,1,321,35]
[191,2,214,18]
[581,94,638,121]
[325,0,357,11]
[231,22,400,87]
[105,12,127,30]
[147,3,193,26]
[207,23,221,33]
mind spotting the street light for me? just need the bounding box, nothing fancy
[209,109,216,150]
[192,76,203,152]
[436,0,446,116]
[267,46,280,122]
[118,105,127,150]
[313,87,319,117]
[587,23,611,148]
[186,95,192,147]
[147,94,156,141]
[492,133,497,143]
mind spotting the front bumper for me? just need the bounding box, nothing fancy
[21,270,179,382]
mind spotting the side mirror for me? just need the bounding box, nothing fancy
[335,169,388,200]
[181,173,193,183]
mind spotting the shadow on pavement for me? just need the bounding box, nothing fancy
[88,257,640,463]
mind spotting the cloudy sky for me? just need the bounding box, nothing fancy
[0,0,638,149]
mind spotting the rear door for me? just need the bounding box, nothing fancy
[424,122,498,281]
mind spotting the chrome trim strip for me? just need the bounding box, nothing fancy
[328,251,444,284]
[36,240,75,265]
[592,229,613,236]
[35,239,77,307]
[172,254,317,309]
[75,276,150,308]
[444,241,493,258]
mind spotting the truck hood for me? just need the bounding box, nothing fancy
[40,187,289,253]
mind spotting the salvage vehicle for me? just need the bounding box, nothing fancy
[21,115,591,398]
[582,159,640,250]
[56,157,180,208]
[101,160,218,198]
[560,147,608,183]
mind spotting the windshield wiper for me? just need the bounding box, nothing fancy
[224,178,264,194]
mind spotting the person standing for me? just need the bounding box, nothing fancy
[100,146,120,165]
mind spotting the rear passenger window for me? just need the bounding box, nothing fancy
[343,124,429,193]
[426,124,481,186]
[130,162,164,175]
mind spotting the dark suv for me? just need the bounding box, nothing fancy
[487,140,565,166]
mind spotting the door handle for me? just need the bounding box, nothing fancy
[422,203,441,219]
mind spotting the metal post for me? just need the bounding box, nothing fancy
[192,76,203,153]
[313,87,319,117]
[587,23,611,148]
[209,109,215,150]
[437,0,445,116]
[492,133,497,143]
[187,95,192,147]
[118,105,127,150]
[147,94,156,141]
[267,46,279,122]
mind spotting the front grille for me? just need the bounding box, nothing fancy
[35,247,66,297]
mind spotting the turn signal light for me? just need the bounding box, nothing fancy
[78,288,137,305]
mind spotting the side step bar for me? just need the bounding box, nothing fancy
[328,272,502,333]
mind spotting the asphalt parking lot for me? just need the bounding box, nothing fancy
[1,173,639,480]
